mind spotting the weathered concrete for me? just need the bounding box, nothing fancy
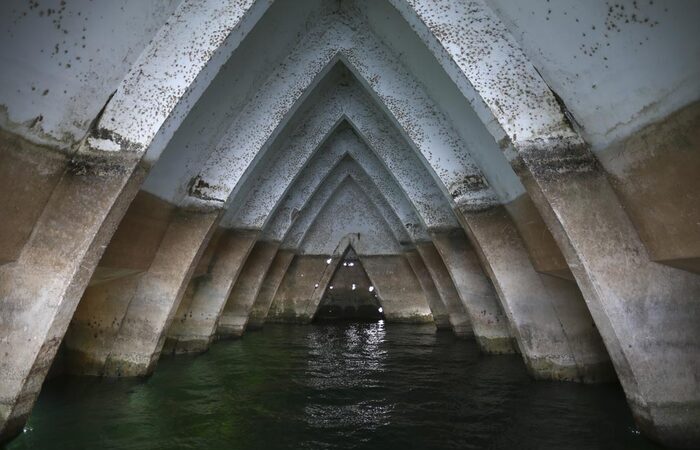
[290,178,405,257]
[396,2,700,443]
[0,130,68,265]
[223,72,458,235]
[1,0,698,447]
[166,229,258,353]
[431,230,515,354]
[0,154,147,442]
[404,250,451,330]
[414,243,473,338]
[101,208,219,377]
[217,241,280,338]
[267,255,331,324]
[360,255,433,324]
[247,249,295,330]
[596,100,700,274]
[456,205,613,382]
[0,0,272,440]
[503,194,573,280]
[315,250,383,321]
[63,272,144,376]
[63,191,179,375]
[514,144,700,446]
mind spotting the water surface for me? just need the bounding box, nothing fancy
[8,323,661,449]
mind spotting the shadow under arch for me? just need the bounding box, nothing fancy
[313,245,384,323]
[297,234,363,321]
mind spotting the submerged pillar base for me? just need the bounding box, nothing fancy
[162,335,213,355]
[216,320,246,340]
[475,336,518,355]
[632,400,700,449]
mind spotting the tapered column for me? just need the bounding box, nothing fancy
[0,155,146,443]
[165,230,258,353]
[247,249,295,330]
[456,205,613,382]
[405,249,451,329]
[63,191,176,375]
[267,255,331,323]
[431,230,515,353]
[415,242,474,338]
[217,241,279,338]
[514,141,700,446]
[360,254,433,323]
[102,208,219,377]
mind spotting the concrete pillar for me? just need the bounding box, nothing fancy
[431,230,516,354]
[101,209,219,377]
[515,141,700,446]
[0,153,146,442]
[165,229,258,353]
[503,194,573,279]
[247,249,295,330]
[267,255,332,323]
[360,254,434,324]
[456,205,613,382]
[217,241,280,338]
[63,273,144,375]
[62,191,177,375]
[415,242,474,338]
[405,249,451,330]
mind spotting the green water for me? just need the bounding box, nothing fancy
[7,323,662,449]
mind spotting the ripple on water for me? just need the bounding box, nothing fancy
[8,323,662,450]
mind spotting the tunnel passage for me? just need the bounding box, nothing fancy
[0,0,699,448]
[313,248,384,322]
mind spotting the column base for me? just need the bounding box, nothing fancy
[632,399,700,449]
[432,313,452,330]
[476,336,518,354]
[216,323,246,340]
[103,353,157,378]
[62,347,107,376]
[449,313,473,338]
[163,335,213,355]
[384,313,434,324]
[265,311,313,324]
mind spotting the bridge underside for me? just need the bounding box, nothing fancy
[0,0,699,447]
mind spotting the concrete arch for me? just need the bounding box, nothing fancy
[267,234,361,324]
[220,68,458,234]
[209,48,596,378]
[1,0,695,445]
[184,12,495,211]
[0,0,281,438]
[228,124,428,246]
[267,178,433,324]
[212,158,423,338]
[386,1,700,441]
[259,157,452,328]
[190,39,601,377]
[281,171,407,256]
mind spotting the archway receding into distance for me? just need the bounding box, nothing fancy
[0,0,699,447]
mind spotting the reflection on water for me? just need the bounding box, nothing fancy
[8,323,661,450]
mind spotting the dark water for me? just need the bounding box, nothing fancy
[8,323,662,450]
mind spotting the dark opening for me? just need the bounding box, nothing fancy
[313,248,384,322]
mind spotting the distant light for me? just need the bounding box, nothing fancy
[368,286,374,292]
[343,262,348,266]
[326,258,332,264]
[378,307,383,313]
[348,262,354,267]
[314,283,319,288]
[329,286,334,290]
[352,283,356,290]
